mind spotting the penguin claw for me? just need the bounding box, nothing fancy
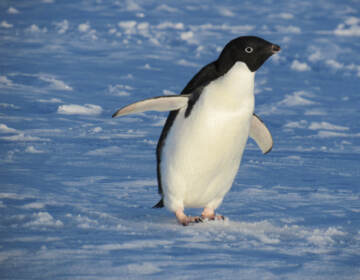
[175,209,204,226]
[216,215,225,221]
[180,216,203,226]
[201,214,225,222]
[176,209,225,226]
[178,215,226,226]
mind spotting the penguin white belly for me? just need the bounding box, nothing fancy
[161,62,255,212]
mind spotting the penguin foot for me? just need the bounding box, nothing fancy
[213,215,225,221]
[201,214,225,221]
[182,216,203,226]
[175,209,203,226]
[201,207,225,221]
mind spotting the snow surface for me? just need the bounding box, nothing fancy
[1,0,360,279]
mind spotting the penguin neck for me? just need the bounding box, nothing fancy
[225,61,255,80]
[204,61,255,112]
[220,61,255,98]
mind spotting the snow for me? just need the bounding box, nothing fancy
[26,24,47,33]
[22,202,46,209]
[25,145,45,154]
[38,74,73,91]
[38,98,62,103]
[177,59,200,67]
[157,22,184,30]
[7,7,19,14]
[334,17,360,36]
[86,146,122,156]
[218,7,236,18]
[280,91,316,106]
[118,20,137,34]
[275,25,301,34]
[291,60,311,71]
[25,212,64,228]
[1,0,360,279]
[308,122,349,131]
[270,13,294,20]
[57,104,103,115]
[180,31,197,44]
[0,76,13,87]
[78,22,91,33]
[0,21,13,28]
[53,19,69,34]
[0,124,17,134]
[108,84,132,96]
[0,133,48,142]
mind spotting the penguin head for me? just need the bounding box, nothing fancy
[217,36,280,72]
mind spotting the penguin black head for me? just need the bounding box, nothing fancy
[217,36,280,72]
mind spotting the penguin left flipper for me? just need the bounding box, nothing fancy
[112,95,190,118]
[249,114,273,154]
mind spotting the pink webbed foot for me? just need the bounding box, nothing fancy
[175,209,203,226]
[201,207,225,221]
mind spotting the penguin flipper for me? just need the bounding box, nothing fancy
[112,95,190,118]
[249,114,273,154]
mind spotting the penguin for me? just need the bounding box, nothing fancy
[112,36,280,226]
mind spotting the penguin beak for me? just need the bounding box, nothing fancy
[271,44,281,54]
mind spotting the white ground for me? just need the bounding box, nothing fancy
[0,1,359,279]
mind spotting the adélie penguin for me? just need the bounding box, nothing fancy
[112,36,280,226]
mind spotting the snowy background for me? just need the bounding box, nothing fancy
[1,0,360,279]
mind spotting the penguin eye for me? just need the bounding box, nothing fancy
[245,47,253,53]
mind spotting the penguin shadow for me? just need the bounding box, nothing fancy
[113,202,230,228]
[148,207,230,228]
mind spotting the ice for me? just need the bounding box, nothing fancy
[275,25,301,34]
[0,133,48,142]
[269,13,294,20]
[156,22,184,30]
[25,145,45,154]
[308,122,349,131]
[7,7,20,14]
[38,74,73,91]
[156,4,178,13]
[325,59,345,70]
[26,24,47,33]
[53,19,69,34]
[25,212,64,228]
[177,59,199,67]
[118,20,137,34]
[37,98,62,103]
[180,31,197,44]
[22,202,46,209]
[280,91,316,106]
[0,21,13,29]
[78,22,91,33]
[334,16,360,36]
[1,1,359,279]
[218,7,236,17]
[291,60,311,72]
[57,104,103,115]
[0,76,13,87]
[0,124,17,134]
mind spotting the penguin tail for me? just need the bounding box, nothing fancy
[152,198,164,208]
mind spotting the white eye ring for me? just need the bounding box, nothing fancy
[245,47,253,53]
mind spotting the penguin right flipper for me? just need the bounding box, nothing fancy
[112,95,190,118]
[249,114,273,154]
